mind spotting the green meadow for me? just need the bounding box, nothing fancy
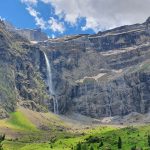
[1,110,150,150]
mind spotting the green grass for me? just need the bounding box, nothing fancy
[2,125,116,150]
[2,110,150,150]
[3,141,50,150]
[3,141,26,150]
[3,125,150,150]
[7,110,37,131]
[72,125,150,150]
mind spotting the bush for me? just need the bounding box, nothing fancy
[85,136,102,143]
[99,141,103,147]
[76,142,81,150]
[148,135,150,146]
[118,137,122,149]
[131,146,136,150]
[90,146,94,150]
[0,134,5,143]
[0,134,5,150]
[81,143,87,150]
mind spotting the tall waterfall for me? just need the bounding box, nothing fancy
[44,52,59,114]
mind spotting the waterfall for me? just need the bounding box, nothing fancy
[44,52,59,114]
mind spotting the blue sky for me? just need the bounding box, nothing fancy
[0,0,94,37]
[0,0,150,38]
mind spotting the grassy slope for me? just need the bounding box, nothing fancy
[1,109,150,150]
[7,111,37,131]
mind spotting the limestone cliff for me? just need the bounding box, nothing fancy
[39,18,150,118]
[0,17,150,118]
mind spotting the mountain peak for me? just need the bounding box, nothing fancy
[146,16,150,23]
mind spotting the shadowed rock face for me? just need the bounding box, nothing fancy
[0,18,150,118]
[0,20,50,118]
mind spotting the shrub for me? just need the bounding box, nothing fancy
[99,141,103,147]
[90,146,94,150]
[76,142,81,150]
[131,146,136,150]
[81,143,87,150]
[148,135,150,146]
[118,137,122,149]
[85,136,101,143]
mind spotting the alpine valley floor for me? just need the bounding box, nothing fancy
[1,107,150,150]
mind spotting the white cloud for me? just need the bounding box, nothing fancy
[0,16,5,21]
[40,0,150,32]
[21,0,38,5]
[48,17,65,33]
[26,6,39,16]
[26,6,46,29]
[51,34,55,39]
[21,0,150,33]
[21,0,65,34]
[81,17,100,32]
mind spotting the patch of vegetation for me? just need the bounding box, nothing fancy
[128,61,150,73]
[85,136,102,143]
[7,110,37,131]
[140,61,150,71]
[0,134,5,150]
[33,72,49,111]
[72,126,150,150]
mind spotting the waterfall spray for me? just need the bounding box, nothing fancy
[44,52,59,114]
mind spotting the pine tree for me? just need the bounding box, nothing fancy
[76,142,81,150]
[148,134,150,146]
[0,144,3,150]
[131,145,136,150]
[99,141,103,147]
[90,146,94,150]
[118,137,122,149]
[0,134,5,143]
[0,134,5,150]
[81,143,87,150]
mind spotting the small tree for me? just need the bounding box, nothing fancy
[50,144,53,149]
[148,134,150,146]
[70,144,74,150]
[76,142,81,150]
[0,145,3,150]
[0,134,5,150]
[99,141,103,147]
[81,143,87,150]
[0,134,5,143]
[118,137,122,149]
[90,146,94,150]
[131,145,136,150]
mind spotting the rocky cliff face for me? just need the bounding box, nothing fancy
[16,28,48,41]
[0,20,50,118]
[3,21,48,42]
[0,17,150,118]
